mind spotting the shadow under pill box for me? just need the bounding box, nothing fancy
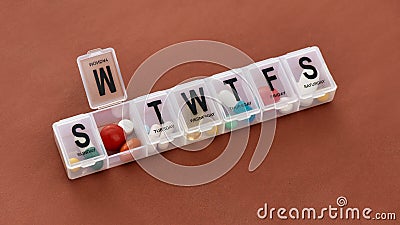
[52,46,337,179]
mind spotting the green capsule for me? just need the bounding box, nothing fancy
[83,147,104,171]
[225,121,238,130]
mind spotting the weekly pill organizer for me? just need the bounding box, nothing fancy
[52,46,337,179]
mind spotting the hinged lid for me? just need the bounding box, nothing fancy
[52,114,107,171]
[77,48,127,109]
[170,79,223,133]
[206,70,261,122]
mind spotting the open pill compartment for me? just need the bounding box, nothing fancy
[169,79,225,142]
[133,90,185,154]
[280,46,337,110]
[53,114,107,179]
[206,70,261,131]
[92,102,149,168]
[54,47,151,179]
[244,58,299,121]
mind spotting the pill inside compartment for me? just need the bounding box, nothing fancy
[92,102,147,168]
[206,70,261,131]
[133,90,184,155]
[52,114,107,179]
[280,46,337,110]
[170,79,224,143]
[245,58,299,121]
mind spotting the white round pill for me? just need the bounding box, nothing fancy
[148,124,162,142]
[161,121,175,135]
[158,142,169,150]
[297,68,320,96]
[118,119,134,135]
[278,97,294,114]
[158,133,170,150]
[218,90,237,108]
[300,98,314,107]
[157,134,169,150]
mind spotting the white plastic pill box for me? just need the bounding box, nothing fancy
[52,46,337,179]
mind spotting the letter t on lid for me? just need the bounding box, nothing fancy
[77,48,127,109]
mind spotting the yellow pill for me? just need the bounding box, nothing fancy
[69,158,80,172]
[186,132,201,141]
[317,93,330,102]
[205,126,218,136]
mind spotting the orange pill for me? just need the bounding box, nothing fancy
[119,138,142,162]
[119,151,134,162]
[120,138,142,152]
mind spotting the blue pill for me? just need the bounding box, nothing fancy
[233,101,247,114]
[233,101,255,123]
[245,105,256,123]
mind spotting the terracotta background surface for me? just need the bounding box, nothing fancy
[1,0,399,224]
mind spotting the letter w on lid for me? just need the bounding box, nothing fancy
[93,66,117,96]
[77,48,127,109]
[180,87,208,115]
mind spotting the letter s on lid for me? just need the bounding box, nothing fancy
[77,48,127,109]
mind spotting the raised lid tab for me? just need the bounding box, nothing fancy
[77,48,127,109]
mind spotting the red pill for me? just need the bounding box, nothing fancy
[100,124,126,153]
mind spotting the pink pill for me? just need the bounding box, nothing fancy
[258,87,280,105]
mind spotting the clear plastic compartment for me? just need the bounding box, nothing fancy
[133,90,185,155]
[206,70,261,131]
[280,46,337,110]
[244,58,299,121]
[92,102,148,169]
[170,79,224,142]
[52,114,107,179]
